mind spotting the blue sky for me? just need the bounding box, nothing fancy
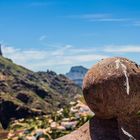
[0,0,140,73]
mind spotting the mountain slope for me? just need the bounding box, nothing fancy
[0,56,82,128]
[66,66,88,87]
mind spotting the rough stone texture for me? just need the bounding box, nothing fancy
[56,121,91,140]
[58,57,140,140]
[66,66,88,87]
[83,57,140,139]
[117,116,140,140]
[56,117,120,140]
[0,98,43,129]
[83,57,140,118]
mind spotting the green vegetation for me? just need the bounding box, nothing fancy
[0,56,82,129]
[0,56,31,75]
[0,100,93,140]
[0,56,86,139]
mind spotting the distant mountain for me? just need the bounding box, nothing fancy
[0,56,82,129]
[66,66,88,87]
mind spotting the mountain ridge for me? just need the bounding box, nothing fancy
[0,56,82,128]
[66,66,88,87]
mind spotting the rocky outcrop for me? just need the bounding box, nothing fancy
[37,71,82,102]
[58,57,140,140]
[0,56,82,129]
[0,98,43,129]
[66,66,88,87]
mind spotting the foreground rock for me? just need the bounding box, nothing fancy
[83,57,140,118]
[56,117,120,140]
[83,57,140,139]
[58,57,140,140]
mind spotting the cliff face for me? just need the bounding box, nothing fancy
[0,56,82,128]
[66,66,88,87]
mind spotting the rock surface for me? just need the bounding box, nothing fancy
[83,57,140,139]
[66,66,88,87]
[58,57,140,140]
[0,98,43,129]
[83,57,140,119]
[56,117,120,140]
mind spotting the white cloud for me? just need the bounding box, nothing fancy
[66,14,110,19]
[65,13,130,22]
[2,44,108,73]
[3,43,140,73]
[3,46,20,54]
[133,21,140,27]
[29,2,49,7]
[51,45,73,56]
[39,35,49,46]
[3,43,140,74]
[104,45,140,53]
[90,18,129,22]
[39,35,47,41]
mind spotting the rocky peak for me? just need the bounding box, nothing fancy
[70,66,87,73]
[66,66,88,87]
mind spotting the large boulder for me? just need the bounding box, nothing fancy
[83,57,140,139]
[83,57,140,118]
[57,57,140,140]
